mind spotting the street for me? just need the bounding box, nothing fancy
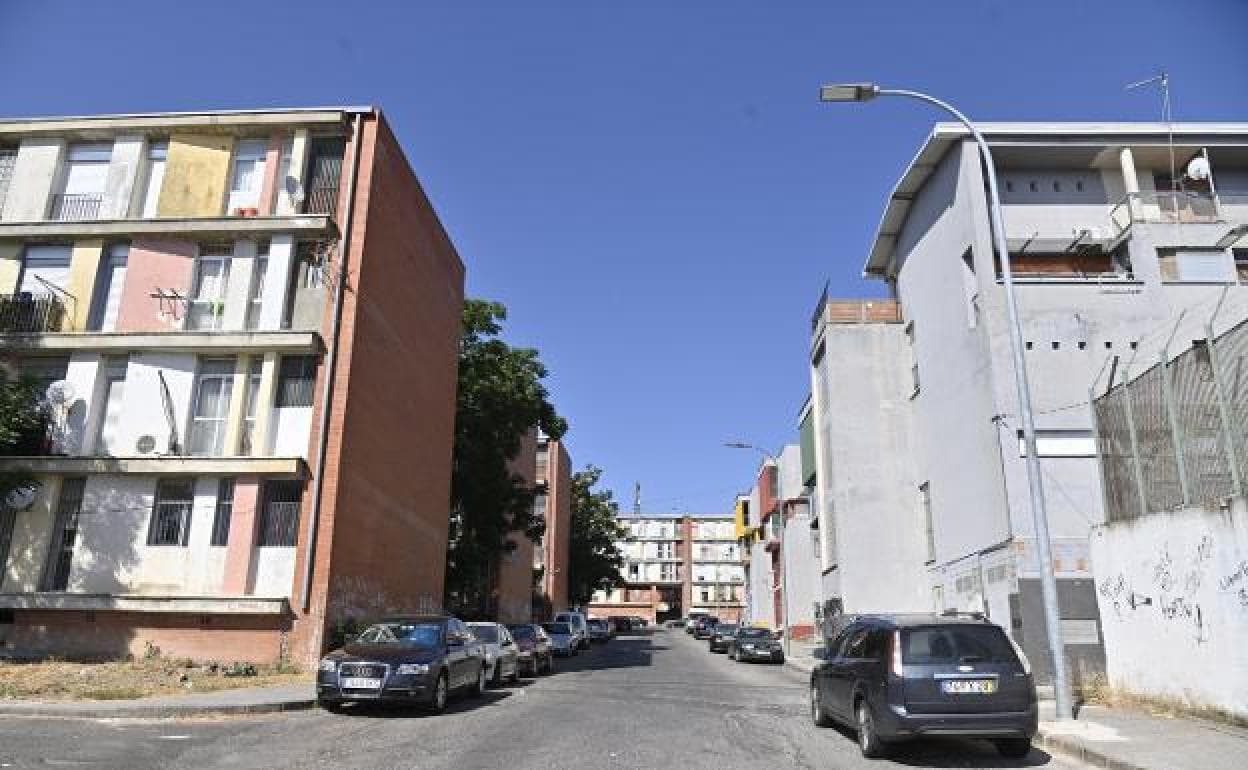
[0,627,1081,770]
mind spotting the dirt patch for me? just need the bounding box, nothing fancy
[0,659,310,702]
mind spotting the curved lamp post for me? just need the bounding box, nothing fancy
[818,83,1072,720]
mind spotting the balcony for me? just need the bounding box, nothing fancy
[1109,191,1222,239]
[302,185,339,217]
[49,193,103,221]
[0,293,66,333]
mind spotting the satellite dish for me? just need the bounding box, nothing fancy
[136,435,157,455]
[5,487,37,511]
[45,380,76,406]
[1186,156,1211,181]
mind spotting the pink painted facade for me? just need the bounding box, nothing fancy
[115,238,196,332]
[258,134,284,216]
[221,477,262,594]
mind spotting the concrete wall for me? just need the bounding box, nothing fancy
[116,239,195,333]
[1091,502,1248,717]
[157,134,232,217]
[1,138,64,221]
[776,444,820,638]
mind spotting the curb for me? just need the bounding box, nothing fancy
[1034,727,1149,770]
[0,698,316,719]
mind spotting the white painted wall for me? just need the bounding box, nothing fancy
[250,547,295,597]
[117,352,196,457]
[1091,503,1248,717]
[0,138,65,222]
[59,354,101,455]
[271,406,312,457]
[0,476,59,592]
[101,136,144,219]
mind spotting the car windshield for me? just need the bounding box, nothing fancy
[902,626,1020,665]
[508,625,536,640]
[543,623,570,634]
[468,624,499,643]
[737,628,771,639]
[354,621,443,647]
[716,625,738,634]
[588,620,606,629]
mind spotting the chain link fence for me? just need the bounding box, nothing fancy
[1094,317,1248,521]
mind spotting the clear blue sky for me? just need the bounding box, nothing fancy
[3,0,1246,513]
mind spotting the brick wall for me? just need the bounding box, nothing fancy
[543,440,573,612]
[289,111,465,664]
[496,430,538,623]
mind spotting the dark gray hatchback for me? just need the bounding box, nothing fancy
[810,614,1037,759]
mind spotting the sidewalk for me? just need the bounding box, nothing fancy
[785,648,1247,770]
[0,683,315,719]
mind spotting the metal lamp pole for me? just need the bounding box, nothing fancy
[724,441,789,658]
[818,84,1072,720]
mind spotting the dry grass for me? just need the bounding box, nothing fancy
[1075,673,1248,729]
[0,658,309,702]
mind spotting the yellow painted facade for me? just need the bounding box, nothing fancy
[222,354,253,457]
[157,133,234,217]
[734,499,749,539]
[0,243,21,294]
[65,240,104,330]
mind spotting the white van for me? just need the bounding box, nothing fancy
[553,611,590,650]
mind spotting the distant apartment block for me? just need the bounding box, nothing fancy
[0,107,464,666]
[810,122,1248,683]
[532,435,572,618]
[590,513,745,624]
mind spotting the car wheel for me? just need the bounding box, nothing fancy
[428,673,449,713]
[508,661,520,683]
[317,698,343,714]
[490,660,503,687]
[729,649,736,661]
[472,665,487,697]
[810,682,832,727]
[995,738,1032,759]
[856,700,888,759]
[544,655,555,674]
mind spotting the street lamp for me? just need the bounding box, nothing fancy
[819,83,1072,720]
[724,441,791,659]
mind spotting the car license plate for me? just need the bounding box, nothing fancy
[341,677,383,689]
[941,679,997,694]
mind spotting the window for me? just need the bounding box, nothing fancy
[277,356,317,407]
[1234,249,1248,283]
[240,357,264,455]
[842,628,870,658]
[227,139,268,213]
[186,242,233,330]
[657,541,674,559]
[52,143,111,220]
[258,480,302,547]
[1157,248,1234,283]
[19,244,72,296]
[628,562,640,580]
[137,141,167,218]
[245,250,269,330]
[147,478,194,547]
[43,478,86,590]
[0,147,16,213]
[211,478,235,547]
[92,356,128,456]
[1017,429,1096,457]
[660,563,679,582]
[87,244,128,332]
[188,358,236,456]
[920,482,934,563]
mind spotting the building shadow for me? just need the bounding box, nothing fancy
[822,722,1057,768]
[336,689,514,719]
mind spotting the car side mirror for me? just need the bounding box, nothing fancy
[812,647,829,661]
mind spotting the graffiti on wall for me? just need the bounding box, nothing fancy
[1096,534,1217,644]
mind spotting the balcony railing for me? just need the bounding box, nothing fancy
[49,193,103,221]
[1109,191,1220,238]
[302,185,338,217]
[0,293,66,333]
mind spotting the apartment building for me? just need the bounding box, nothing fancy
[532,435,572,618]
[589,513,745,623]
[811,122,1248,682]
[0,107,465,666]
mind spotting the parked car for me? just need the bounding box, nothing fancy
[554,611,591,650]
[467,621,520,686]
[316,615,486,713]
[506,623,554,676]
[692,616,719,640]
[684,613,708,634]
[587,618,611,643]
[665,619,684,629]
[728,627,784,663]
[542,621,579,656]
[607,615,631,635]
[630,616,647,630]
[707,623,738,653]
[810,614,1037,759]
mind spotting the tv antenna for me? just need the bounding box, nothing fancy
[1126,71,1177,194]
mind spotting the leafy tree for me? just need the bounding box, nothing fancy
[567,466,627,607]
[445,299,566,618]
[0,375,45,506]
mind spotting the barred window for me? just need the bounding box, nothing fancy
[258,480,303,547]
[276,356,317,407]
[211,478,235,547]
[148,478,195,546]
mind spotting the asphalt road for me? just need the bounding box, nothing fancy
[0,628,1084,770]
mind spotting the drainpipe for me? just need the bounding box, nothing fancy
[300,110,366,614]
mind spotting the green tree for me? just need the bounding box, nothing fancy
[445,299,566,618]
[567,466,627,607]
[0,375,45,505]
